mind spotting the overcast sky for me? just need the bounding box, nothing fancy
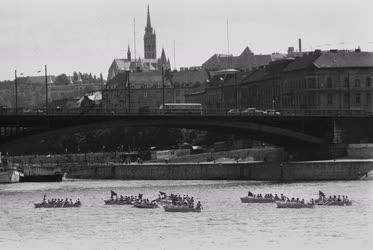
[1,0,373,80]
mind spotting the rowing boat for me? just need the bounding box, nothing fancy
[240,197,276,203]
[133,203,158,209]
[163,205,201,212]
[276,201,314,209]
[104,199,133,205]
[34,202,81,208]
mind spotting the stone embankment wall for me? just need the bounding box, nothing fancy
[347,144,373,159]
[67,160,373,181]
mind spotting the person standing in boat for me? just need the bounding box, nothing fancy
[196,201,202,210]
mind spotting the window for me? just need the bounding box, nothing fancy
[344,93,349,104]
[326,78,332,88]
[355,79,361,88]
[367,93,372,104]
[367,77,371,87]
[355,94,361,105]
[327,94,333,106]
[344,77,349,88]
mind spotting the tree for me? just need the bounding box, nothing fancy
[54,74,70,85]
[73,72,79,82]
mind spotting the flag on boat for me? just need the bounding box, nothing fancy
[111,190,117,197]
[319,191,325,198]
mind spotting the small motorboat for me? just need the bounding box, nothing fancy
[104,199,133,205]
[240,197,276,203]
[276,201,314,209]
[163,205,202,213]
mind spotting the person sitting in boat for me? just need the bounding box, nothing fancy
[248,191,254,197]
[70,199,73,205]
[311,198,314,205]
[296,198,300,203]
[43,194,47,203]
[337,195,341,202]
[120,195,124,201]
[274,194,279,200]
[301,199,304,204]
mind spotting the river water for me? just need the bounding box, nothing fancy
[0,179,372,250]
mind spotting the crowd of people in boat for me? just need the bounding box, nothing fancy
[39,194,81,207]
[109,190,142,203]
[315,191,351,205]
[246,190,352,206]
[247,191,286,201]
[168,193,202,210]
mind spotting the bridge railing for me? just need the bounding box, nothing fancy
[1,106,373,117]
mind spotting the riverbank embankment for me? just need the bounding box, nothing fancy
[66,159,373,181]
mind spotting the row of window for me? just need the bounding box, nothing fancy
[327,93,372,106]
[282,76,372,90]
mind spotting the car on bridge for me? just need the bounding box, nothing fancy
[241,108,256,115]
[227,109,241,115]
[159,103,204,115]
[266,109,281,116]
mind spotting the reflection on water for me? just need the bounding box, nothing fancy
[0,180,372,249]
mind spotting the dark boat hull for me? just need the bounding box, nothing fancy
[20,174,63,182]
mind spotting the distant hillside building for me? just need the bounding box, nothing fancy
[107,6,171,81]
[202,47,284,72]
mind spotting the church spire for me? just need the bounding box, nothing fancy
[146,5,151,29]
[127,45,131,61]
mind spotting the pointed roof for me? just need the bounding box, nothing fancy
[146,5,151,28]
[127,45,131,60]
[161,48,167,62]
[240,46,254,57]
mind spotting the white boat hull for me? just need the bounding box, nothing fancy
[0,170,21,183]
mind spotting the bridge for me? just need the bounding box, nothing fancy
[1,109,372,159]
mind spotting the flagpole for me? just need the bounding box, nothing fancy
[14,70,18,113]
[45,65,48,114]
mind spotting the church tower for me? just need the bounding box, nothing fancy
[144,5,157,59]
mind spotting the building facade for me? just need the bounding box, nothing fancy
[187,50,373,115]
[102,70,208,112]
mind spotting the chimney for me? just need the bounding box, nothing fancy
[298,38,302,52]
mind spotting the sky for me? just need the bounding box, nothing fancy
[1,0,373,81]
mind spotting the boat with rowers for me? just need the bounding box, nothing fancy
[34,194,81,208]
[164,203,202,213]
[104,190,136,205]
[240,192,284,203]
[315,191,352,206]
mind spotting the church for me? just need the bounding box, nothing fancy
[107,6,171,81]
